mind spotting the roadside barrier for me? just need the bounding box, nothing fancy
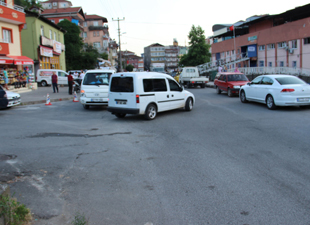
[73,91,79,102]
[45,94,52,105]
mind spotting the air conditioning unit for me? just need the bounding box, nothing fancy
[289,49,294,54]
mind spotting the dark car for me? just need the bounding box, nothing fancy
[0,85,8,109]
[214,72,249,97]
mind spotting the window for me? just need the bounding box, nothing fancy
[83,32,87,38]
[51,19,55,23]
[261,77,273,85]
[292,61,297,68]
[278,42,287,48]
[93,42,100,48]
[97,31,99,37]
[259,61,264,67]
[168,79,181,91]
[251,76,262,84]
[93,21,98,26]
[267,44,275,49]
[259,45,265,51]
[83,72,112,85]
[268,62,272,67]
[227,51,230,55]
[143,79,168,92]
[93,31,96,37]
[292,40,297,49]
[111,77,133,92]
[275,77,305,85]
[59,19,64,22]
[52,2,57,6]
[2,29,12,43]
[83,22,87,27]
[54,32,56,40]
[49,30,52,39]
[304,37,310,44]
[232,50,235,55]
[40,26,44,36]
[279,61,284,67]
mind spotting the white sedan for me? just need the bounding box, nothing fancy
[6,91,21,107]
[239,75,310,110]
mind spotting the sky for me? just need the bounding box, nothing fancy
[70,0,310,56]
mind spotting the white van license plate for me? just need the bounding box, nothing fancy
[91,98,103,102]
[116,100,127,105]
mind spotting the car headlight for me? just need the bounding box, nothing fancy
[233,86,241,89]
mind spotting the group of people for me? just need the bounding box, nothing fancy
[51,70,85,94]
[218,65,240,73]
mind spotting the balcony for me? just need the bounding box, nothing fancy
[89,25,109,31]
[0,2,25,24]
[0,41,10,55]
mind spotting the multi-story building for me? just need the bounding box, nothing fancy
[108,40,118,68]
[21,10,66,73]
[211,3,310,72]
[82,14,109,54]
[165,39,179,72]
[0,0,35,86]
[40,0,72,9]
[144,43,165,71]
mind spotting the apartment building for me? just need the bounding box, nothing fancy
[144,43,165,71]
[211,3,310,70]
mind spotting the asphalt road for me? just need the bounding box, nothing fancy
[1,87,310,225]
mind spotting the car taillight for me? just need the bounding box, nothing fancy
[136,95,140,103]
[281,89,295,92]
[191,81,195,83]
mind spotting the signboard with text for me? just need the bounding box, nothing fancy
[40,46,53,57]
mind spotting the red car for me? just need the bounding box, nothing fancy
[214,72,249,97]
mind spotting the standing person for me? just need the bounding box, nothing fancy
[3,68,9,90]
[51,72,58,93]
[73,71,79,79]
[68,72,73,94]
[218,65,222,73]
[79,70,85,84]
[234,67,240,72]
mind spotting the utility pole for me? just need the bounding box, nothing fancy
[112,17,125,72]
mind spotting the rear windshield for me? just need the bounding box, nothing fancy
[110,77,134,92]
[83,72,112,85]
[275,77,306,85]
[227,74,248,81]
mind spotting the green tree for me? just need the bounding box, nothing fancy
[100,52,109,60]
[125,64,134,72]
[15,0,42,10]
[179,25,211,67]
[57,19,84,70]
[80,44,100,69]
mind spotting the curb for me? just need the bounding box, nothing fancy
[20,97,74,106]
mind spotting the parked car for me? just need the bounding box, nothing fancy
[36,69,69,86]
[107,72,195,120]
[214,72,249,97]
[240,74,310,110]
[0,85,8,109]
[6,91,21,107]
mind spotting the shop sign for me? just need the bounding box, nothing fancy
[39,71,54,77]
[41,36,53,47]
[40,46,53,57]
[248,35,257,42]
[53,40,62,54]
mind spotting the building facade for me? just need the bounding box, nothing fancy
[21,10,66,73]
[41,0,73,9]
[82,14,109,54]
[0,0,35,86]
[144,43,165,71]
[211,3,310,71]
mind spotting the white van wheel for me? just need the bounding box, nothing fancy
[185,98,193,111]
[145,104,157,120]
[41,80,47,87]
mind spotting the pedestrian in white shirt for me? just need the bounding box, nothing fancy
[79,70,85,84]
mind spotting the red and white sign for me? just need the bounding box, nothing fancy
[9,56,34,65]
[40,46,53,57]
[53,40,62,54]
[41,36,53,47]
[0,56,14,64]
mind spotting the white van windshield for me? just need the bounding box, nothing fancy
[83,72,112,85]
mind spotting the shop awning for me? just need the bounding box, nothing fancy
[8,56,34,65]
[0,56,14,64]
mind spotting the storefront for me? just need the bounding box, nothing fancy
[39,36,63,70]
[0,55,34,87]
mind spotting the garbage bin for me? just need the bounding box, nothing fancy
[209,70,218,81]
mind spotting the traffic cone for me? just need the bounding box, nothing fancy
[45,94,52,105]
[73,91,79,102]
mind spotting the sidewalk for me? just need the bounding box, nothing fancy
[19,86,75,105]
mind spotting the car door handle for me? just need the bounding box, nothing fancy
[172,95,174,97]
[167,95,169,98]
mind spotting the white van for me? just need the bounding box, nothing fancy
[108,72,195,120]
[80,69,115,109]
[36,69,69,86]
